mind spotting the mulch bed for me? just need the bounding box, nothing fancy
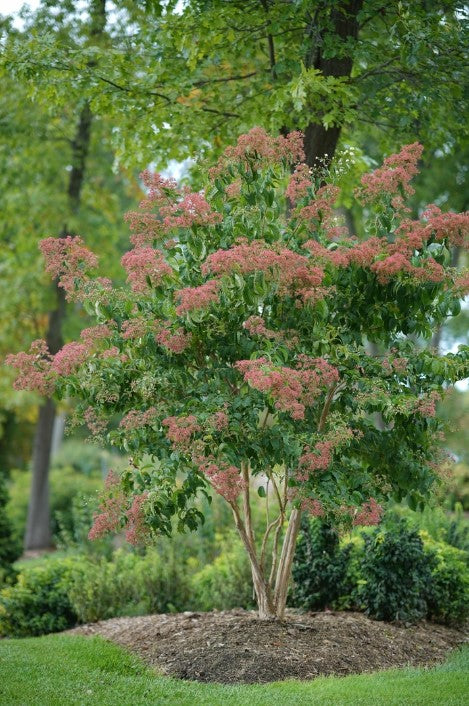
[69,609,467,684]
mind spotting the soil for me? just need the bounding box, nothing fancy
[69,609,467,684]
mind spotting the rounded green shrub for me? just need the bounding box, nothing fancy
[358,521,432,622]
[291,518,352,611]
[0,559,80,637]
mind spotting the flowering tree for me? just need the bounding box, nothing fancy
[7,129,469,619]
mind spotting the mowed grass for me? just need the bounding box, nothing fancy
[0,633,468,706]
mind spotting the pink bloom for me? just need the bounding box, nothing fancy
[414,391,440,418]
[39,236,98,300]
[162,414,200,448]
[209,410,229,431]
[195,454,245,503]
[161,192,222,230]
[5,339,54,395]
[83,407,107,436]
[124,493,149,545]
[121,247,172,292]
[156,325,192,353]
[120,407,158,431]
[209,127,305,178]
[121,319,148,340]
[357,143,423,203]
[52,342,89,375]
[300,498,325,517]
[286,164,312,202]
[88,471,126,540]
[80,324,113,346]
[175,280,220,315]
[352,498,383,527]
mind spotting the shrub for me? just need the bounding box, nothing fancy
[0,473,21,585]
[357,521,433,622]
[191,535,254,611]
[291,518,352,610]
[0,559,79,636]
[421,534,469,626]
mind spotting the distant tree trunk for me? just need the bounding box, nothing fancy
[24,0,107,550]
[303,0,363,168]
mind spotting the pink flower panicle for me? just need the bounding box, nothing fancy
[300,497,325,517]
[160,192,222,230]
[352,498,383,527]
[296,185,340,233]
[124,172,180,246]
[175,280,220,315]
[422,205,469,248]
[286,164,312,202]
[5,339,54,395]
[120,407,158,431]
[39,236,98,300]
[88,471,126,540]
[357,143,423,203]
[124,492,150,545]
[52,342,89,376]
[80,324,113,346]
[121,319,148,340]
[83,407,108,436]
[209,410,229,431]
[235,356,339,420]
[414,391,441,418]
[202,239,324,301]
[156,325,192,353]
[121,247,172,292]
[195,454,244,503]
[162,414,200,448]
[209,127,305,179]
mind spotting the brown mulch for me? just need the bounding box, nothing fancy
[69,609,467,684]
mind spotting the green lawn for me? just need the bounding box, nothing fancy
[0,633,467,706]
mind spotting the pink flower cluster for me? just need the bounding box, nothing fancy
[125,172,180,246]
[162,414,200,448]
[5,339,53,396]
[286,164,312,202]
[40,236,98,300]
[371,253,444,285]
[160,192,222,230]
[175,280,220,315]
[357,143,423,203]
[195,454,245,503]
[296,185,340,232]
[202,239,324,301]
[242,315,278,340]
[300,497,325,517]
[121,319,148,340]
[52,342,89,375]
[119,407,158,431]
[80,324,113,346]
[352,498,383,527]
[125,493,150,545]
[209,127,305,178]
[235,355,339,420]
[88,471,126,540]
[156,325,192,353]
[121,247,172,292]
[297,427,354,480]
[414,391,440,418]
[382,356,408,375]
[209,410,229,431]
[422,205,469,248]
[83,407,108,436]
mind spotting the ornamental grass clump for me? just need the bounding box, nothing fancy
[7,128,469,619]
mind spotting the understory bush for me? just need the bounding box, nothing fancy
[291,518,351,610]
[0,558,79,637]
[191,534,254,611]
[291,515,468,625]
[0,473,21,585]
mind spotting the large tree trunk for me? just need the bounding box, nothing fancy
[24,0,106,550]
[303,0,363,167]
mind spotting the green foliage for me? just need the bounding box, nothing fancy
[358,522,433,622]
[0,558,78,637]
[191,534,255,611]
[422,536,469,626]
[0,474,21,585]
[291,517,351,611]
